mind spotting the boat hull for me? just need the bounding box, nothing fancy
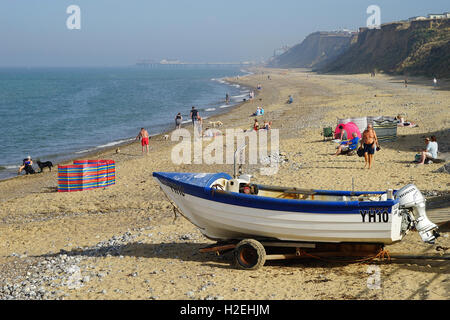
[153,172,404,245]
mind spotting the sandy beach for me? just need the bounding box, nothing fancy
[0,68,449,300]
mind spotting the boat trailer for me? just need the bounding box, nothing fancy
[199,239,450,270]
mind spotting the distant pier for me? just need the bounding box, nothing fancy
[136,60,256,68]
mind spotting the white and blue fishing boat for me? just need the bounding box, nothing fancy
[153,172,439,246]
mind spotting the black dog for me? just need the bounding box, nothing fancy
[37,160,53,173]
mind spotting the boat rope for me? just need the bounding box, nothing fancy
[158,186,182,223]
[295,248,391,264]
[158,186,206,230]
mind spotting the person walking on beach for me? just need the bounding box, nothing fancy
[175,113,183,129]
[433,77,438,88]
[190,106,198,127]
[136,128,150,154]
[225,93,230,105]
[361,124,379,169]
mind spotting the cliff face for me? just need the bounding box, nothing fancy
[320,19,450,78]
[268,32,354,69]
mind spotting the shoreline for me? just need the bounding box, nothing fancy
[0,71,255,182]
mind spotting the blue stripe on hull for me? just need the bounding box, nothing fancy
[153,172,398,214]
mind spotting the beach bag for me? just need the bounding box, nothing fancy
[357,147,364,157]
[414,154,421,162]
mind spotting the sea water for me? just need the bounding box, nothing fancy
[0,66,250,180]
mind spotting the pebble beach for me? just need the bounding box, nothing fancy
[0,68,449,300]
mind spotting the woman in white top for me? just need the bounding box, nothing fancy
[418,136,438,164]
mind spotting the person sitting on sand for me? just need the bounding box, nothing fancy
[261,121,272,130]
[203,127,214,138]
[203,128,222,138]
[252,107,261,116]
[395,115,416,127]
[18,156,35,175]
[253,118,259,131]
[334,132,359,156]
[260,107,264,115]
[287,95,293,104]
[417,136,438,165]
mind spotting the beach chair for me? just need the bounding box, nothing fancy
[322,127,333,141]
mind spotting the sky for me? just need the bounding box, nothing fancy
[0,0,448,67]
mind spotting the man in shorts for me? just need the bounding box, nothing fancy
[136,128,150,154]
[361,124,379,169]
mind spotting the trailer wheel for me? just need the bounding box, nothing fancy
[233,239,266,270]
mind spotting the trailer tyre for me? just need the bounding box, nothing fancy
[233,239,266,270]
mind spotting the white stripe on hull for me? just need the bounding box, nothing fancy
[157,182,404,244]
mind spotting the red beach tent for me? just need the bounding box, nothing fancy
[334,122,361,139]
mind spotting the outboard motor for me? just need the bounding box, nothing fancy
[395,184,440,244]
